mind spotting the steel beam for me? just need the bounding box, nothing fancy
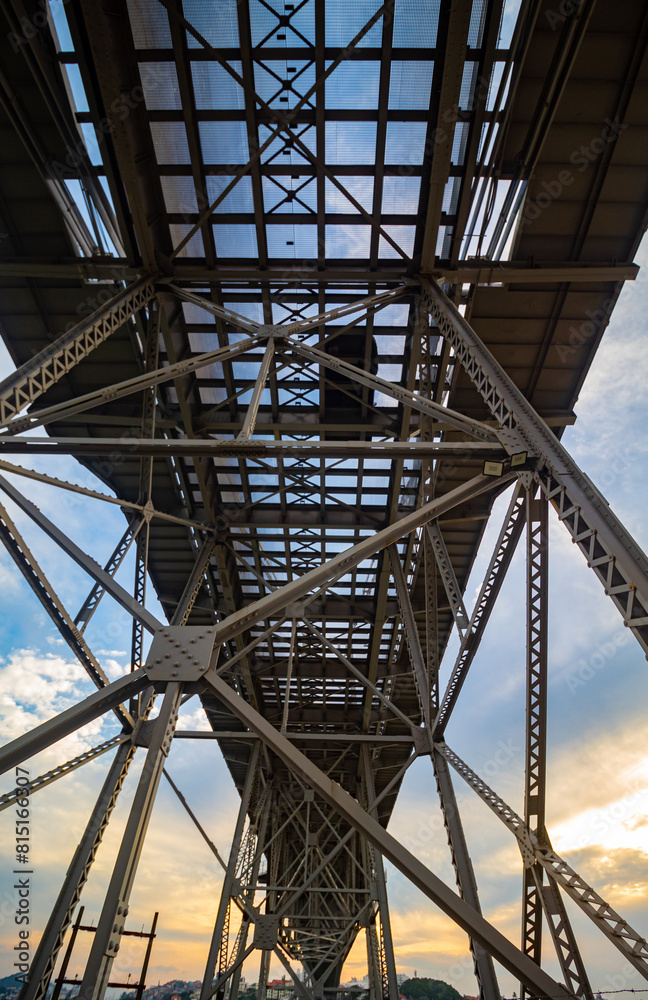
[0,276,155,425]
[432,748,501,1000]
[0,497,131,727]
[438,742,648,979]
[435,485,526,733]
[362,747,399,1000]
[207,473,509,647]
[3,335,259,436]
[0,260,638,283]
[78,682,183,999]
[426,523,470,639]
[421,279,648,654]
[18,740,137,1000]
[388,546,432,731]
[0,669,147,776]
[538,871,593,999]
[286,339,498,441]
[0,438,505,459]
[522,490,548,984]
[201,743,261,999]
[75,521,143,631]
[0,474,161,632]
[237,340,275,443]
[0,734,127,813]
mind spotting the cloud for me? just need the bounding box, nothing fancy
[564,845,648,904]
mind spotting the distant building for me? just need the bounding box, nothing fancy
[267,977,294,999]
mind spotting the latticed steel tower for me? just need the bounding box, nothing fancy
[0,1,647,999]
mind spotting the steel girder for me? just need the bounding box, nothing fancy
[420,279,648,654]
[0,277,156,426]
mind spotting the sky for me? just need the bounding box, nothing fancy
[1,0,648,993]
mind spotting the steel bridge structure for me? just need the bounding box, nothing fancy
[0,0,647,998]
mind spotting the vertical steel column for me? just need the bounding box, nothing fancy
[257,947,272,1000]
[539,873,592,998]
[388,547,431,731]
[227,791,271,1000]
[75,520,143,631]
[131,301,160,687]
[50,906,85,1000]
[432,748,501,1000]
[521,489,548,991]
[417,299,440,711]
[19,740,136,1000]
[78,682,183,999]
[201,743,261,1000]
[362,747,399,1000]
[134,911,159,1000]
[365,919,383,1000]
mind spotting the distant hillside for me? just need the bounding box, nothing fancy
[124,980,201,1000]
[399,978,464,1000]
[0,974,22,998]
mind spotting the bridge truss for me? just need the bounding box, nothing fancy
[0,0,647,998]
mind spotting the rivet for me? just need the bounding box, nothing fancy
[181,648,187,654]
[156,658,162,664]
[174,661,180,667]
[114,944,120,954]
[207,628,213,634]
[113,923,118,933]
[190,638,196,644]
[198,634,204,640]
[172,670,178,677]
[165,653,171,659]
[175,642,181,648]
[164,632,169,638]
[193,659,200,665]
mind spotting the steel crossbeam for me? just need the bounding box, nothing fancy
[19,741,138,1000]
[2,335,259,436]
[0,498,132,728]
[426,523,470,639]
[435,485,526,733]
[0,277,155,425]
[286,339,498,441]
[0,734,127,813]
[432,748,501,1000]
[78,684,183,999]
[0,438,506,459]
[534,868,593,999]
[420,279,648,654]
[438,743,648,978]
